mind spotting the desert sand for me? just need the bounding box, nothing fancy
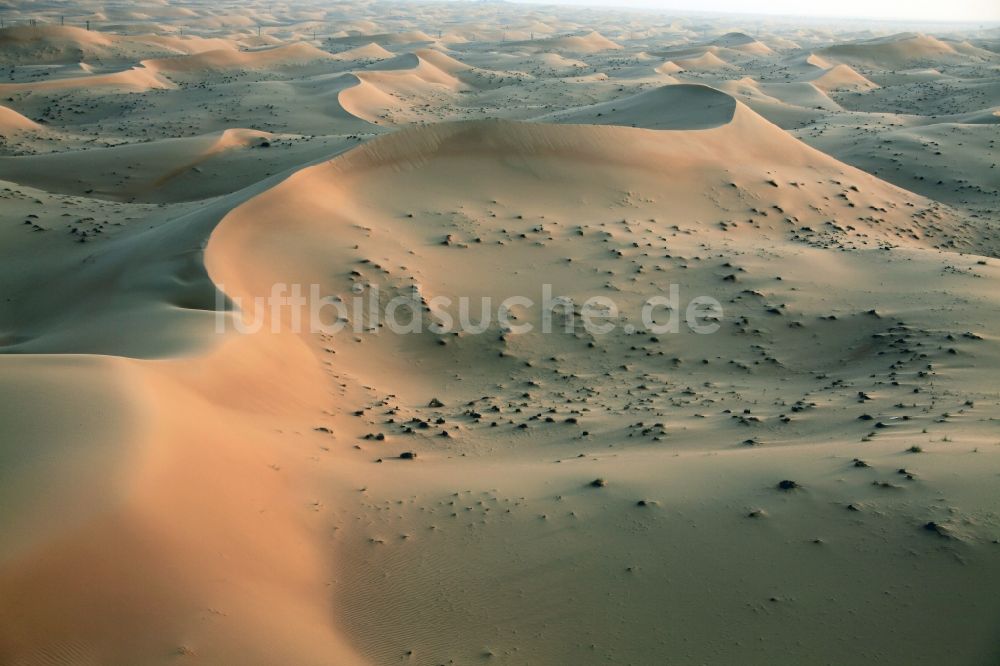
[1,1,999,664]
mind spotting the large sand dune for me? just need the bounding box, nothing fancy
[819,32,988,67]
[1,2,999,665]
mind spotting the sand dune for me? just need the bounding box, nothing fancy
[0,128,280,200]
[542,83,738,129]
[327,30,436,48]
[949,106,1000,124]
[0,104,41,133]
[124,33,237,56]
[715,78,836,127]
[202,117,995,663]
[330,42,395,62]
[674,51,733,71]
[712,31,775,55]
[0,24,114,63]
[237,34,286,49]
[809,63,880,92]
[539,52,590,71]
[766,35,801,49]
[0,344,366,664]
[412,48,474,74]
[804,116,1000,211]
[0,24,236,64]
[144,42,335,73]
[210,115,873,371]
[540,30,623,53]
[949,39,1000,59]
[337,50,475,124]
[804,52,834,69]
[655,60,685,74]
[760,80,842,111]
[1,3,999,665]
[0,64,173,92]
[820,32,973,67]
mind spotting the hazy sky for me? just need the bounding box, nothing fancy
[506,0,1000,23]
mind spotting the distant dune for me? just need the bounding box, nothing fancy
[819,32,974,66]
[809,63,879,92]
[674,51,733,70]
[0,104,41,132]
[712,31,774,55]
[145,42,335,73]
